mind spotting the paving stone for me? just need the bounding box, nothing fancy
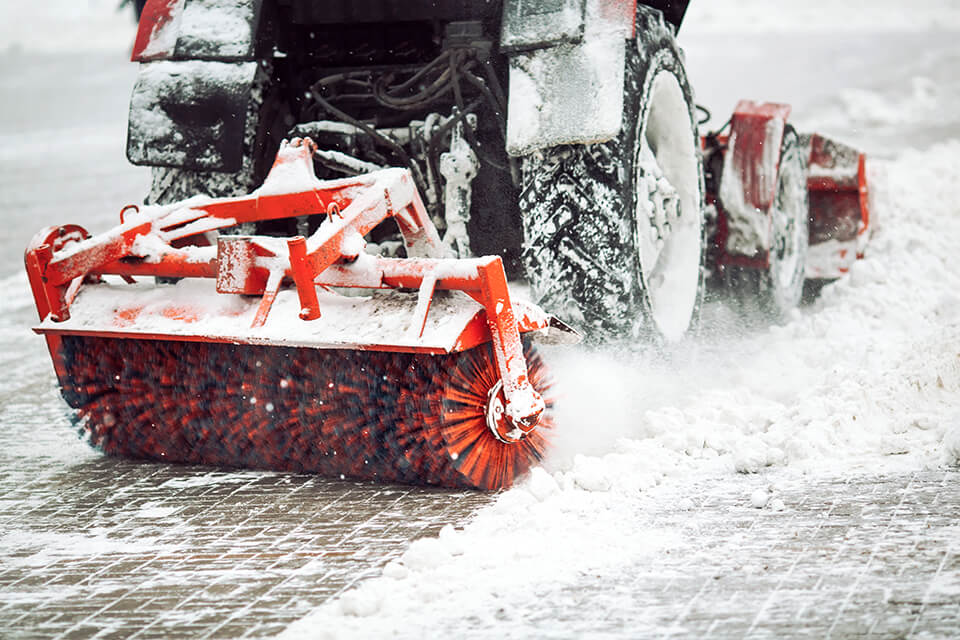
[3,392,960,640]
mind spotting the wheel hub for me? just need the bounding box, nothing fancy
[485,380,535,444]
[637,144,682,256]
[770,144,808,290]
[631,70,703,342]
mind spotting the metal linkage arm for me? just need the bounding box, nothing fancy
[23,137,545,428]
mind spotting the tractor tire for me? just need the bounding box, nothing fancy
[723,125,809,321]
[146,67,288,212]
[518,6,705,344]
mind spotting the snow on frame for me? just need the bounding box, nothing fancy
[44,278,500,353]
[280,141,960,639]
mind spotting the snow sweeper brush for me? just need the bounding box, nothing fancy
[24,138,578,490]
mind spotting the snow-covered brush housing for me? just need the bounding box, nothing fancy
[25,138,578,490]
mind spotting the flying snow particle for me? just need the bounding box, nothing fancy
[750,488,769,509]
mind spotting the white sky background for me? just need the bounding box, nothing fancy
[0,0,138,53]
[3,1,960,53]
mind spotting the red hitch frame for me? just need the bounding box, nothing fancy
[25,138,557,428]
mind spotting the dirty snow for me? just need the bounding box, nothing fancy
[175,0,257,59]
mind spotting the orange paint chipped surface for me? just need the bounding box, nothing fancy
[113,307,144,327]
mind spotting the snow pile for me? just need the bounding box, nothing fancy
[546,142,960,477]
[282,140,960,638]
[836,77,942,129]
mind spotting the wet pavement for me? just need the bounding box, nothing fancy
[0,453,492,640]
[1,443,957,639]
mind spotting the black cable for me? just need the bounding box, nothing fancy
[461,69,507,140]
[454,57,510,172]
[480,59,508,113]
[388,51,451,94]
[696,103,712,127]
[374,71,456,110]
[307,45,514,187]
[308,89,430,198]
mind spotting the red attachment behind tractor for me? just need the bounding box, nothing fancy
[804,134,871,279]
[704,101,871,282]
[709,100,794,272]
[25,138,577,489]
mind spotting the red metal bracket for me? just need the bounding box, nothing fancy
[806,134,871,276]
[131,0,182,62]
[24,137,547,428]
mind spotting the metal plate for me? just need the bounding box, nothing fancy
[126,60,257,172]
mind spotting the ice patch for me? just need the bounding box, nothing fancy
[159,472,262,489]
[134,503,181,519]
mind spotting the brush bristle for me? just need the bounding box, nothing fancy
[58,336,553,489]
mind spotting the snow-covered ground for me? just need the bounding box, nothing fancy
[1,1,959,638]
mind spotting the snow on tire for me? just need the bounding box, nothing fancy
[724,126,809,321]
[519,7,705,344]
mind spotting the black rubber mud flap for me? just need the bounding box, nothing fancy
[127,61,258,173]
